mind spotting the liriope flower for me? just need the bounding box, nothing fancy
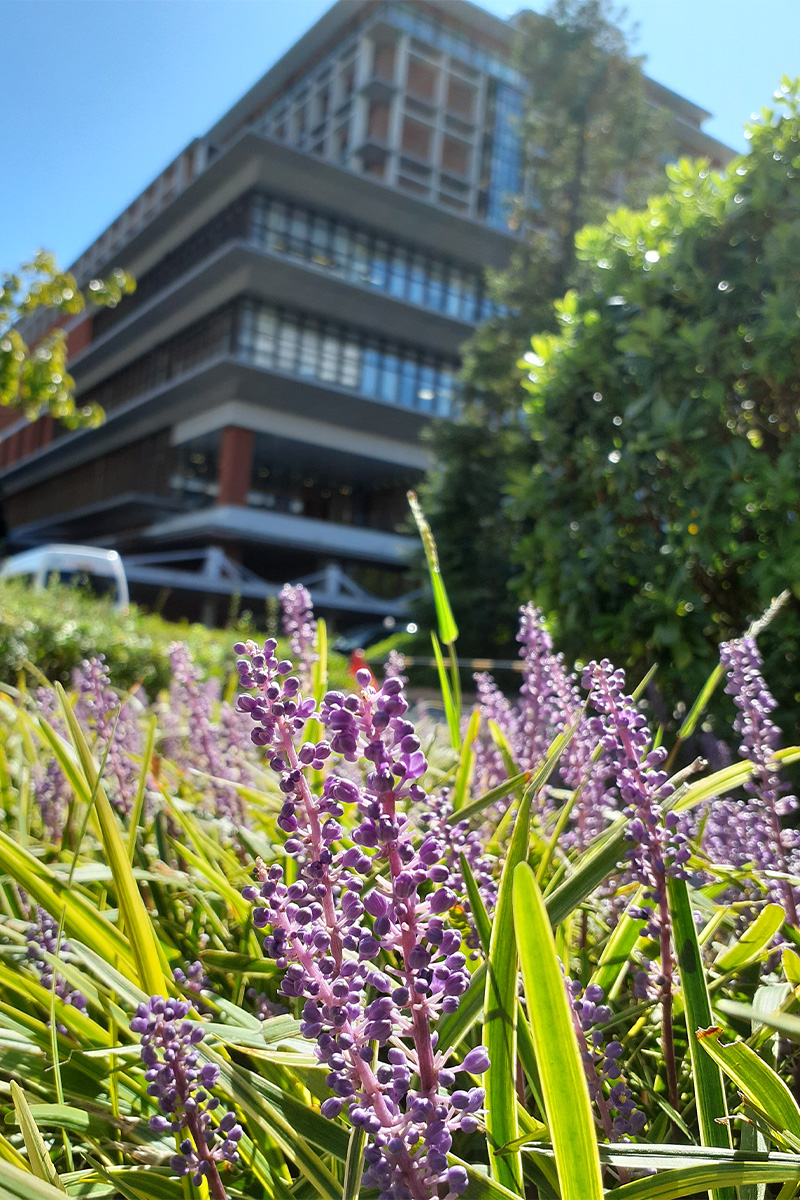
[235,638,486,1199]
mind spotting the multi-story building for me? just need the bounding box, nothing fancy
[0,0,733,626]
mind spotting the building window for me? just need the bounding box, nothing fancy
[446,76,476,120]
[401,117,432,160]
[441,136,470,177]
[235,300,461,417]
[407,56,437,100]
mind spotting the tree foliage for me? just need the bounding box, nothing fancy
[0,250,134,429]
[514,80,800,723]
[417,0,670,652]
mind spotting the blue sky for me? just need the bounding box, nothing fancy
[3,0,799,277]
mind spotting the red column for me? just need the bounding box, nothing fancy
[217,426,254,507]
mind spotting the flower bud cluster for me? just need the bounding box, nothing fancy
[582,660,689,936]
[26,906,88,1027]
[279,583,318,690]
[32,688,71,841]
[567,980,644,1139]
[131,996,241,1194]
[472,672,517,795]
[174,960,210,995]
[418,786,498,945]
[166,643,246,827]
[473,608,611,847]
[72,655,141,817]
[235,641,485,1199]
[712,637,799,922]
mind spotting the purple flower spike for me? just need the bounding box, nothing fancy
[164,643,249,828]
[567,978,644,1140]
[279,583,318,690]
[236,640,485,1198]
[582,658,685,1109]
[131,995,240,1197]
[26,907,88,1032]
[706,637,799,923]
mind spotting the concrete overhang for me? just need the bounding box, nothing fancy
[107,133,516,284]
[2,358,432,496]
[143,503,416,565]
[71,241,474,390]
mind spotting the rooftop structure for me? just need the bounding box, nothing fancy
[1,0,734,626]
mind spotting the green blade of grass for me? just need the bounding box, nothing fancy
[127,715,156,865]
[408,490,458,646]
[697,1027,800,1145]
[447,771,531,827]
[0,1160,71,1200]
[312,617,327,706]
[715,904,785,972]
[432,632,461,751]
[667,877,733,1200]
[606,1161,800,1200]
[453,709,480,811]
[459,852,492,953]
[591,892,645,997]
[513,863,603,1200]
[54,683,168,997]
[10,1082,65,1192]
[0,829,135,974]
[483,791,532,1196]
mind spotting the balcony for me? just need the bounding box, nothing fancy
[142,504,416,566]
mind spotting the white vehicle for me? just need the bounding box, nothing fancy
[0,544,129,610]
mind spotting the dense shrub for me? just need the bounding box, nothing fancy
[0,578,349,692]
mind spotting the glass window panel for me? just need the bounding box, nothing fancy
[288,209,308,256]
[361,344,381,396]
[388,248,408,299]
[425,262,444,309]
[299,325,320,376]
[266,201,288,252]
[444,267,462,317]
[250,195,267,242]
[251,310,277,367]
[332,224,350,274]
[369,240,389,288]
[276,319,300,372]
[417,362,437,412]
[340,341,361,388]
[459,274,477,321]
[380,351,400,403]
[350,233,370,285]
[319,334,339,382]
[435,366,454,415]
[408,254,426,305]
[399,359,417,407]
[310,216,330,264]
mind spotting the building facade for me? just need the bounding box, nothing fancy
[1,0,733,625]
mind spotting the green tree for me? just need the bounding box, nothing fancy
[417,0,670,654]
[513,81,800,725]
[0,250,134,429]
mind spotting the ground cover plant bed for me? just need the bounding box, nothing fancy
[0,563,800,1200]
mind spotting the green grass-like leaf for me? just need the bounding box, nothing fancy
[667,877,733,1199]
[483,792,532,1195]
[514,863,603,1200]
[697,1027,800,1146]
[55,684,169,997]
